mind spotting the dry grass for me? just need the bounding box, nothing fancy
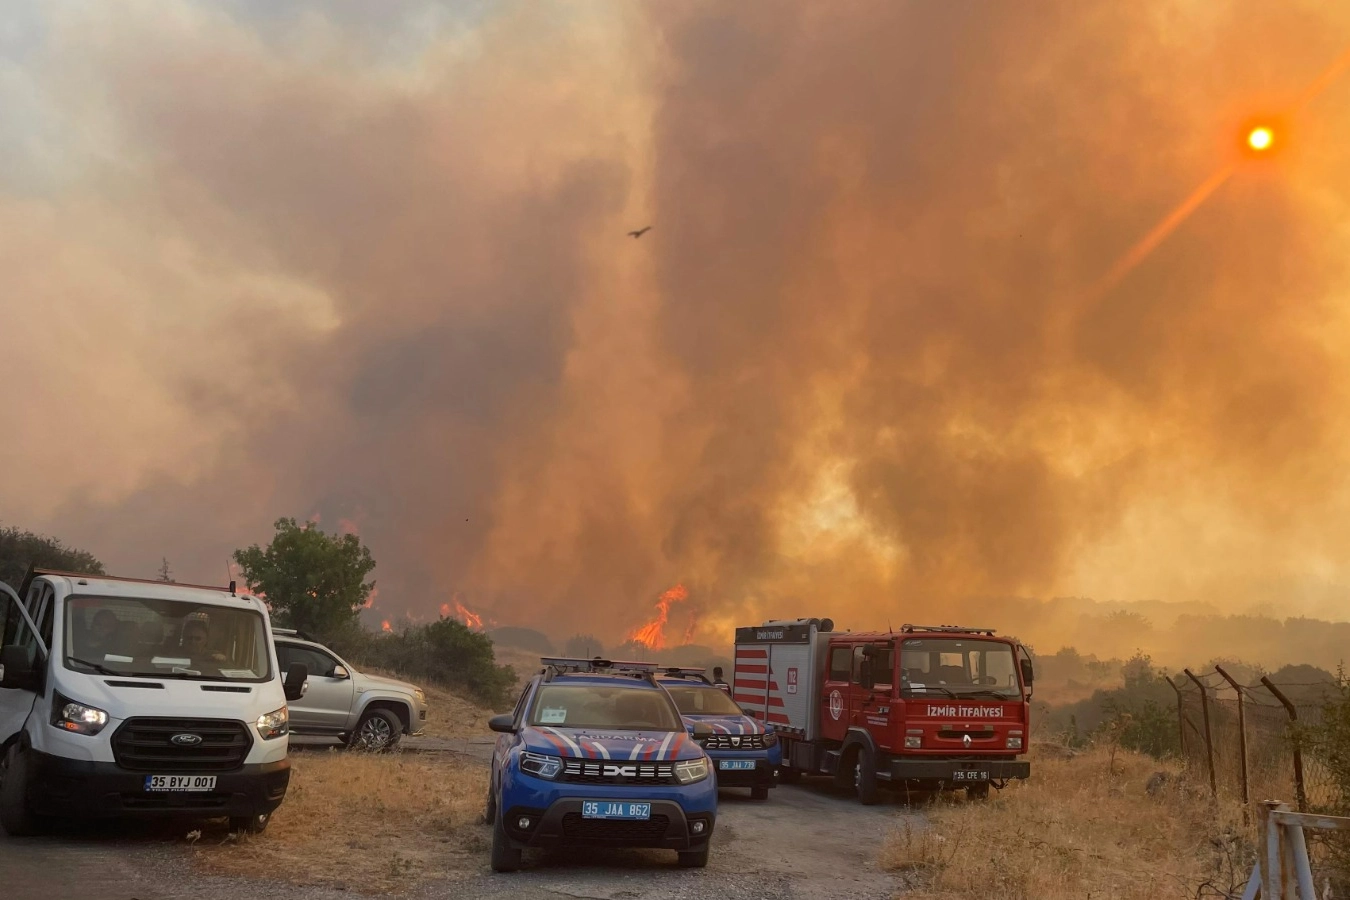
[194,751,487,894]
[880,746,1256,899]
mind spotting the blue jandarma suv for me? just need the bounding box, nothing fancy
[486,658,717,871]
[658,669,782,800]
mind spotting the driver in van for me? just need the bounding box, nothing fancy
[83,609,124,659]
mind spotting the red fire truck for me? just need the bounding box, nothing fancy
[732,618,1033,804]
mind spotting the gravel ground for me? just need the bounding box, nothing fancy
[2,740,919,900]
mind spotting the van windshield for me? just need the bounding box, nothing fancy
[64,595,272,682]
[899,638,1021,698]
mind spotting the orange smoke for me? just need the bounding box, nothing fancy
[381,620,392,633]
[337,518,359,536]
[628,584,689,651]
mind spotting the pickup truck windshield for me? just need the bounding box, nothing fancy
[899,638,1021,698]
[64,595,272,682]
[529,685,683,731]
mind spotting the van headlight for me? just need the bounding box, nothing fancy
[52,694,109,736]
[675,758,709,784]
[519,751,563,780]
[257,706,290,740]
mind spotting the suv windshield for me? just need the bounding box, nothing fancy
[899,638,1020,698]
[664,684,744,716]
[64,595,271,682]
[529,684,683,731]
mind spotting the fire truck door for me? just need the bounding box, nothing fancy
[821,643,852,742]
[853,644,894,748]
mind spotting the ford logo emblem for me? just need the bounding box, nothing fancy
[171,733,203,746]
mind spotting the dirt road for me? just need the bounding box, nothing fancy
[1,737,917,899]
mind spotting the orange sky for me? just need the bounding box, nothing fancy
[3,1,1350,659]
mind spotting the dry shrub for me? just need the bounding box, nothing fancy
[195,750,487,894]
[364,667,499,740]
[881,746,1253,899]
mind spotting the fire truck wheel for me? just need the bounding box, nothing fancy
[851,747,880,806]
[966,782,991,801]
[751,785,770,801]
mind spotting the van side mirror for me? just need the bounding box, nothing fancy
[488,714,516,734]
[1019,658,1034,687]
[0,645,35,691]
[283,662,308,702]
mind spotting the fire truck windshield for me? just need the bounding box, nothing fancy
[898,638,1021,697]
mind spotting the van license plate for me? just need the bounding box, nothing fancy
[952,770,989,782]
[581,801,650,820]
[718,760,756,771]
[144,775,217,792]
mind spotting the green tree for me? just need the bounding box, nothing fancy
[233,518,375,639]
[0,525,105,588]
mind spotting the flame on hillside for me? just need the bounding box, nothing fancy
[440,598,488,631]
[362,586,379,610]
[381,620,392,633]
[629,584,689,651]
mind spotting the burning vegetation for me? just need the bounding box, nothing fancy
[628,584,691,651]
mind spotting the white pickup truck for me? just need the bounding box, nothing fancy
[272,630,427,751]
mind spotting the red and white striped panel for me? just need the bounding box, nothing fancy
[733,647,790,725]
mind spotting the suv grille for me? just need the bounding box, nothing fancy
[561,760,677,786]
[701,733,769,750]
[561,812,670,842]
[111,718,252,772]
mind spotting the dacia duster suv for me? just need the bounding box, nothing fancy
[658,668,781,800]
[486,658,717,871]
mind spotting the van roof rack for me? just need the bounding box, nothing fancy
[19,567,244,598]
[899,624,997,636]
[539,657,659,685]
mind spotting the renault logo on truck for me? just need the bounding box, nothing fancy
[171,733,203,746]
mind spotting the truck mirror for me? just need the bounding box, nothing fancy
[1019,658,1034,687]
[332,665,349,679]
[283,662,308,702]
[691,721,714,738]
[488,714,517,734]
[860,663,875,691]
[0,645,34,691]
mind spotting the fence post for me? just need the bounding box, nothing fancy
[1167,675,1186,759]
[1260,676,1308,813]
[1260,800,1282,899]
[1215,665,1249,810]
[1184,669,1218,798]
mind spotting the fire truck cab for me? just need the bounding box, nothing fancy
[733,618,1033,804]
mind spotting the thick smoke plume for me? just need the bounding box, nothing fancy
[4,1,1350,667]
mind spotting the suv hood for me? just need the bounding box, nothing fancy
[680,713,771,735]
[521,725,703,762]
[356,672,421,695]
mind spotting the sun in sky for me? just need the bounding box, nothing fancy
[1247,126,1274,151]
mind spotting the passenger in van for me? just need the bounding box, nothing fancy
[181,619,228,663]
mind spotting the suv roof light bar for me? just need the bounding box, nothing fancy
[899,624,997,636]
[538,657,662,684]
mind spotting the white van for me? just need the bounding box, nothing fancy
[0,569,307,836]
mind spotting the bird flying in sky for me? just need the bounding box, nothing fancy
[627,226,651,238]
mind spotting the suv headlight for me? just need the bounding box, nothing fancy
[762,731,777,747]
[52,694,109,736]
[519,751,563,780]
[257,706,290,740]
[675,758,709,784]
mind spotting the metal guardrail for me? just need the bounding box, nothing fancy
[1240,801,1349,898]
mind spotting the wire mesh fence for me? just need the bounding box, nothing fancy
[1175,669,1343,814]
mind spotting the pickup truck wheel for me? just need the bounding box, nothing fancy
[229,812,271,835]
[677,844,710,868]
[348,709,402,752]
[853,747,880,806]
[490,803,522,872]
[0,743,39,836]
